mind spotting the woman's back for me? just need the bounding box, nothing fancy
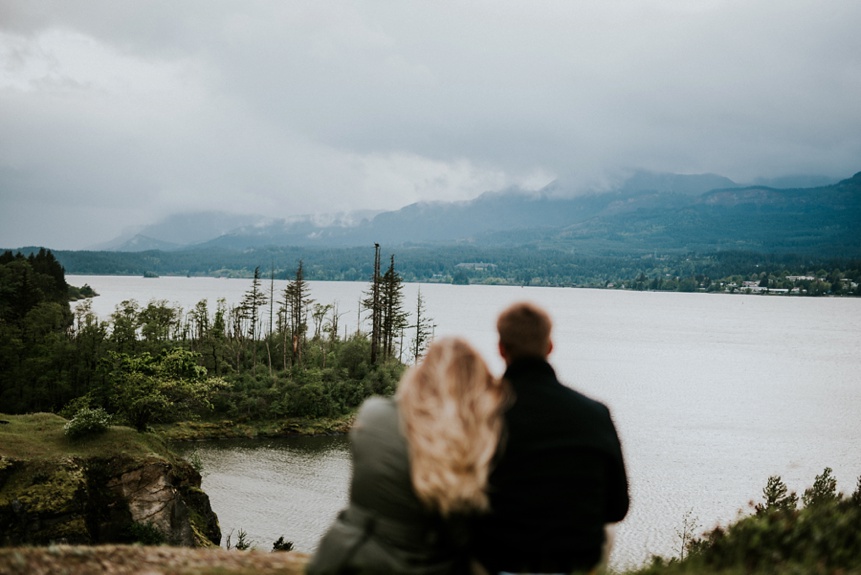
[308,338,507,574]
[307,397,470,574]
[350,397,444,528]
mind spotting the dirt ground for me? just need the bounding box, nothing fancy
[0,545,310,575]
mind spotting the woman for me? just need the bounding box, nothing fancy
[307,337,509,574]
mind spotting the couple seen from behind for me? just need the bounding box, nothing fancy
[307,301,629,575]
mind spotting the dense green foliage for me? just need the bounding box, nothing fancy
[0,249,75,413]
[86,349,228,431]
[631,469,861,575]
[1,249,410,426]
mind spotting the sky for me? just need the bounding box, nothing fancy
[1,1,860,250]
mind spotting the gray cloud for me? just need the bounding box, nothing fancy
[1,0,859,249]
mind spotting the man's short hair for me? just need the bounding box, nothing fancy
[497,301,552,360]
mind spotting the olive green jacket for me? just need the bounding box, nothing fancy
[307,397,471,575]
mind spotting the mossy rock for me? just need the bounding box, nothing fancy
[0,458,91,545]
[0,414,220,548]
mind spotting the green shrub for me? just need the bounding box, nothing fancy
[853,476,861,507]
[126,521,166,545]
[802,466,838,507]
[59,394,95,419]
[684,470,861,573]
[272,536,294,552]
[290,382,337,418]
[629,471,861,575]
[361,359,405,397]
[63,407,112,439]
[186,449,204,474]
[226,528,254,551]
[335,336,371,380]
[755,475,797,515]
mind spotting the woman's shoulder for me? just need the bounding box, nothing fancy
[358,395,396,415]
[355,395,398,428]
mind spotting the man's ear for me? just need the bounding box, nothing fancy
[547,339,554,357]
[498,341,509,362]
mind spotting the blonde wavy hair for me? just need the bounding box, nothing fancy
[396,337,509,516]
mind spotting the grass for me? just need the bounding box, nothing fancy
[0,412,177,463]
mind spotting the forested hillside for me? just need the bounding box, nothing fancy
[57,170,860,256]
[5,173,858,291]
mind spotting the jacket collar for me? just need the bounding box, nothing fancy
[503,357,557,386]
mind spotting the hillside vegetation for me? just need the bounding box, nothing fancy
[629,470,861,575]
[0,413,221,548]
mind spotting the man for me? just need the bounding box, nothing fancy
[473,301,629,574]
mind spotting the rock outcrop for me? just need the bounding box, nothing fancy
[0,454,220,547]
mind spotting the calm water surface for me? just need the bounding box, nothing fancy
[70,275,861,569]
[172,436,350,552]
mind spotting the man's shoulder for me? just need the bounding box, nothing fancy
[556,384,610,414]
[525,384,612,429]
[507,361,609,411]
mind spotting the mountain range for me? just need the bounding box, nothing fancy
[97,170,861,258]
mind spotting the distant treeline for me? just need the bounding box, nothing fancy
[11,245,861,295]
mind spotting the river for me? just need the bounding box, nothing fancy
[69,275,861,570]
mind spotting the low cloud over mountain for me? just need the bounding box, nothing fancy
[84,171,859,259]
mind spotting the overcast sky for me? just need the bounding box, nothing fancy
[2,1,860,249]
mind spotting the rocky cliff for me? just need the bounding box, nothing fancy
[0,414,220,547]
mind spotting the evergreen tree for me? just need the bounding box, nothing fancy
[802,467,838,507]
[380,255,408,360]
[282,260,313,368]
[362,244,383,365]
[755,475,798,515]
[240,267,268,370]
[410,288,434,363]
[207,298,228,375]
[28,247,69,302]
[0,250,73,412]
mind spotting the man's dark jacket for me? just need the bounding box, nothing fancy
[473,357,629,573]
